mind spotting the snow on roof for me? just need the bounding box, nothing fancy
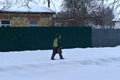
[2,2,55,14]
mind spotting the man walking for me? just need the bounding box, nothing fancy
[51,34,64,60]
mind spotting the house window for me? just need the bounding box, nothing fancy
[0,20,11,27]
[29,20,39,27]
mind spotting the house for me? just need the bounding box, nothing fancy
[114,21,120,29]
[0,3,55,27]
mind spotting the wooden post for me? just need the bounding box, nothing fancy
[48,0,50,8]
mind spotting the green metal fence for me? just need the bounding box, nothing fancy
[0,27,91,51]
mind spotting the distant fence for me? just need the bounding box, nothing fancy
[0,27,91,51]
[92,29,120,47]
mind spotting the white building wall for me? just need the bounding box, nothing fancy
[114,21,120,29]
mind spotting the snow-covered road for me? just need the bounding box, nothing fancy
[0,46,120,80]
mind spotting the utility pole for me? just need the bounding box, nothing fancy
[48,0,50,8]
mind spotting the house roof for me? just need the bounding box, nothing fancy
[0,2,55,14]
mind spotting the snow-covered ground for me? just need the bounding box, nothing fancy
[0,46,120,80]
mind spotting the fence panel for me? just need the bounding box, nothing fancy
[0,27,91,51]
[92,29,120,47]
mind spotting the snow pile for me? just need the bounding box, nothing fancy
[0,47,120,80]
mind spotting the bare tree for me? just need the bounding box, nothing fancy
[58,0,98,26]
[14,0,41,8]
[112,0,120,20]
[54,0,115,28]
[0,0,12,10]
[103,0,120,20]
[91,6,115,29]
